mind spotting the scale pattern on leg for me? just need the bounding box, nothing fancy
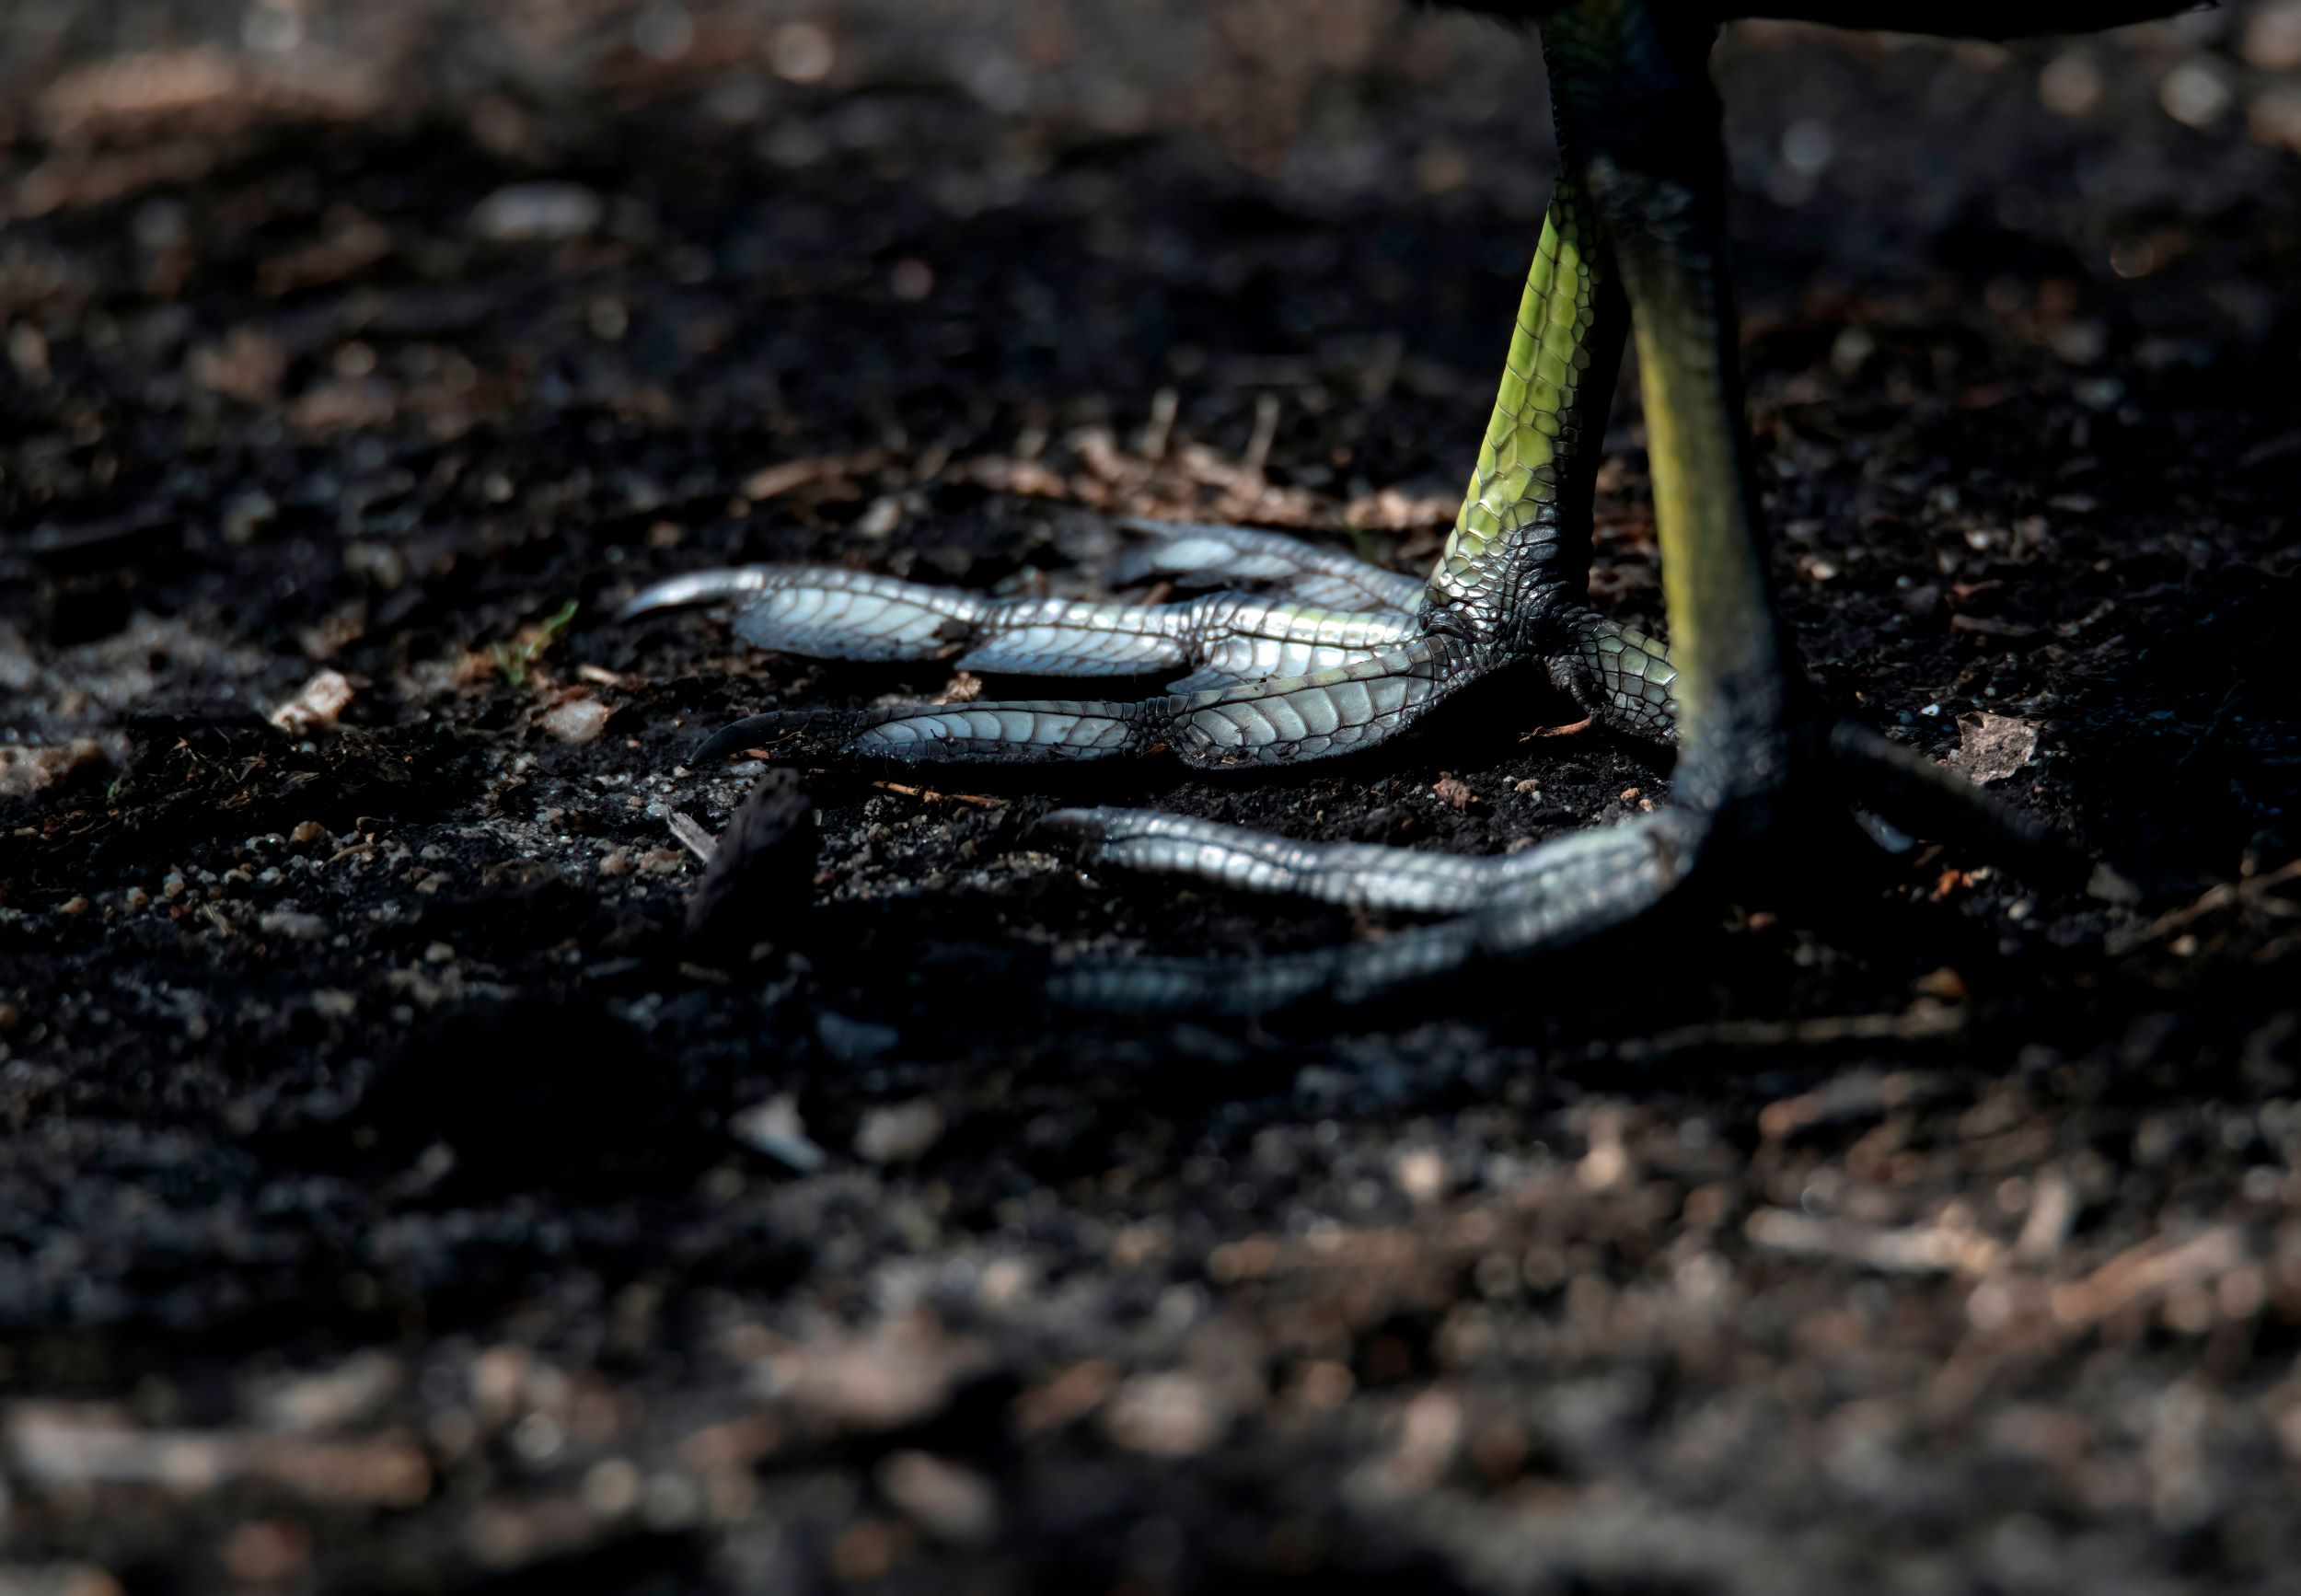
[1403,182,1675,741]
[1427,184,1622,636]
[1045,806,1703,1012]
[623,563,1420,689]
[695,632,1488,769]
[1039,806,1624,915]
[1551,607,1677,740]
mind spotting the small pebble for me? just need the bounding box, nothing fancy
[270,668,355,734]
[855,1100,943,1165]
[221,489,277,546]
[731,1094,827,1172]
[1395,1149,1451,1203]
[469,181,605,242]
[1914,966,1969,1001]
[544,698,614,746]
[878,1451,997,1544]
[818,1011,900,1062]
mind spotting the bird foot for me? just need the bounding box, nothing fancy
[626,516,1672,771]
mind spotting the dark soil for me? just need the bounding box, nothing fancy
[4,3,2300,1591]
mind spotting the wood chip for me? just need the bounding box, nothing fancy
[269,669,355,734]
[740,450,886,501]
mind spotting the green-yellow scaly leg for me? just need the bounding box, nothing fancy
[1544,0,1799,822]
[1428,178,1674,739]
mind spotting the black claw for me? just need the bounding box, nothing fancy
[691,711,848,766]
[1829,722,2087,891]
[1029,808,1100,848]
[693,716,777,766]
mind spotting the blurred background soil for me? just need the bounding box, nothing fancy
[2,1,2300,1590]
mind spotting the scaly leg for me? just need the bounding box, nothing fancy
[631,177,1677,763]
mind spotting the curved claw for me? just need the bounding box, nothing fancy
[1828,723,2085,889]
[619,567,775,620]
[694,708,877,766]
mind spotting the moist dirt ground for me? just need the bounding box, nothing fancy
[3,3,2300,1591]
